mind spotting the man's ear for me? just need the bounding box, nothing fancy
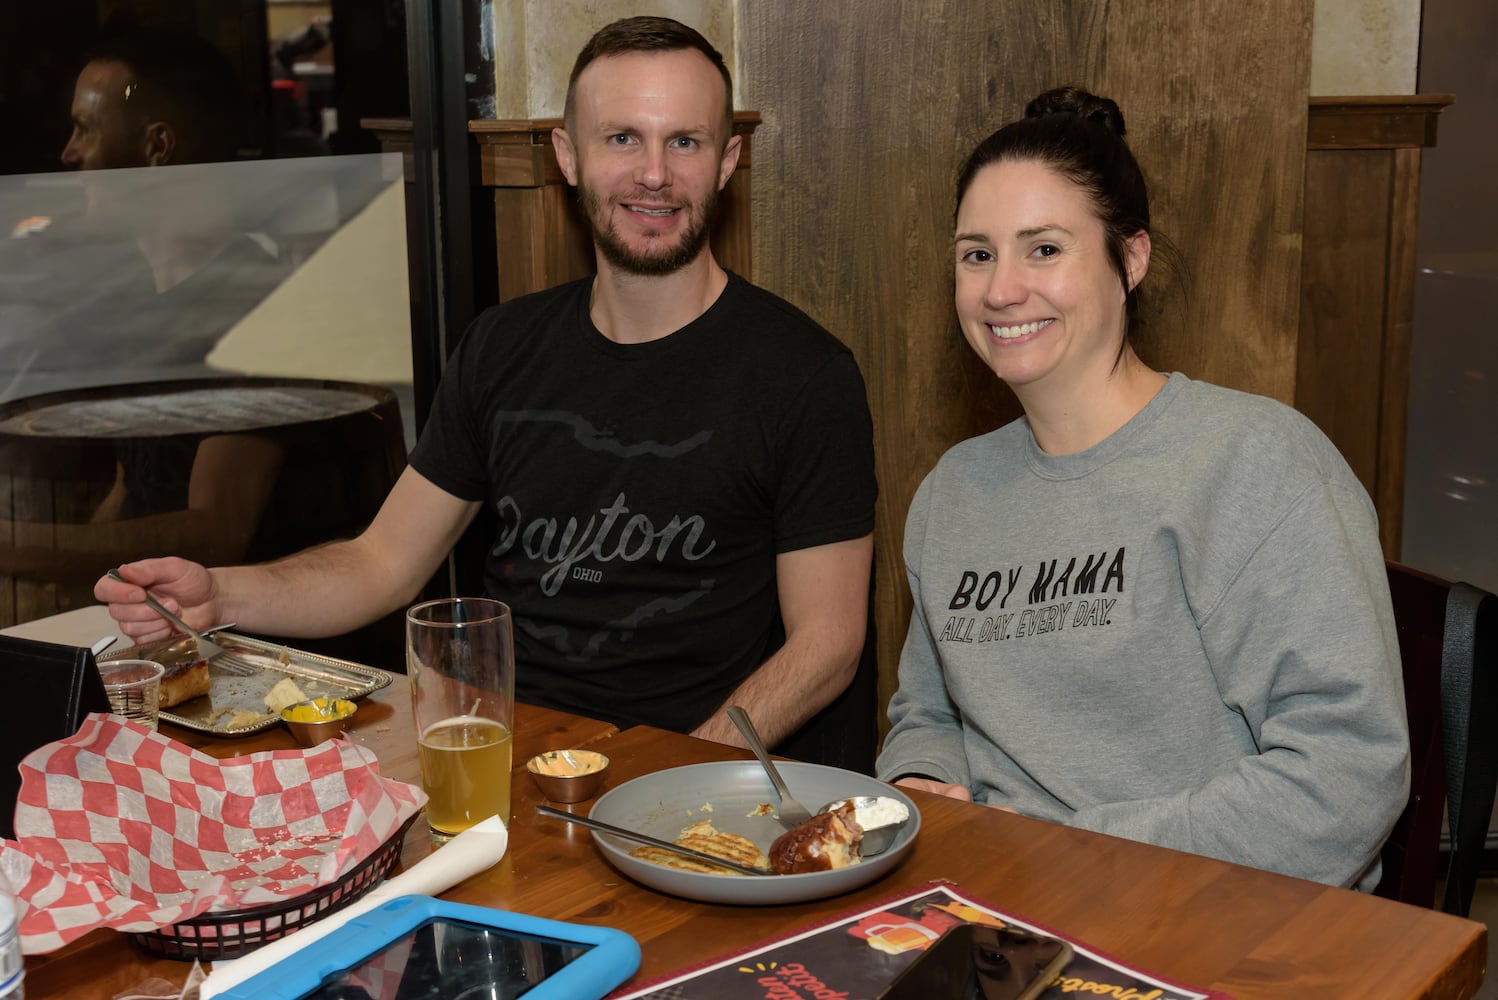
[716,133,742,192]
[142,121,175,167]
[552,127,578,186]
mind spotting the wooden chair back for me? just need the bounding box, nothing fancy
[1376,561,1498,915]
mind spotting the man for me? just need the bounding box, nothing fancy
[97,17,877,754]
[62,28,242,178]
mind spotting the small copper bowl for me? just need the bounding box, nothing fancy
[281,698,357,747]
[526,749,609,803]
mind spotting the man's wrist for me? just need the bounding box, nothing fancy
[690,711,740,747]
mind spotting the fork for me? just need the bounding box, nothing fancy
[106,568,244,670]
[194,623,257,675]
[727,705,814,829]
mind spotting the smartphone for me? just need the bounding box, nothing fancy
[877,922,1074,1000]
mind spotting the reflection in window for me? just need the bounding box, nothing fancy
[0,14,415,638]
[3,21,412,408]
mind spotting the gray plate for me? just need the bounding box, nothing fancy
[102,632,393,735]
[587,761,920,905]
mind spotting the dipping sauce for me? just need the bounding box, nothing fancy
[826,796,910,831]
[283,698,356,723]
[529,749,606,777]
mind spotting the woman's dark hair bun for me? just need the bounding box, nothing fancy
[1024,86,1127,138]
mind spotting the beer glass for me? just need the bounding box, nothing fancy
[407,597,515,841]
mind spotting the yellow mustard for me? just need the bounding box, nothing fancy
[283,698,355,723]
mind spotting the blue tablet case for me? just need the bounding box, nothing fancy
[217,895,641,1000]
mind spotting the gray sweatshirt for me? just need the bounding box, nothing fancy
[877,373,1410,890]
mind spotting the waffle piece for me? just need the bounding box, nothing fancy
[767,801,864,874]
[629,820,770,875]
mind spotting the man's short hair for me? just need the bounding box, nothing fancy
[83,27,245,163]
[563,16,733,133]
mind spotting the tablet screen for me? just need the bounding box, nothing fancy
[298,916,594,1000]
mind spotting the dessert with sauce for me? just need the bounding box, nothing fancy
[767,800,864,874]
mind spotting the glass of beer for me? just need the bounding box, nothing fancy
[407,597,515,841]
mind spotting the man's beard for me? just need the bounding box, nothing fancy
[578,182,718,277]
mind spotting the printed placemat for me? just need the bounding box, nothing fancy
[611,881,1232,1000]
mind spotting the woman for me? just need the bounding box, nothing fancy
[875,88,1410,890]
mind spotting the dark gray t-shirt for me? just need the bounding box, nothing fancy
[409,272,876,731]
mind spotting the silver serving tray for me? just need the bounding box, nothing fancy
[101,632,394,736]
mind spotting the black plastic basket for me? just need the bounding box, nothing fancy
[131,814,419,961]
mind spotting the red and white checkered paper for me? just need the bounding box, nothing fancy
[0,713,426,955]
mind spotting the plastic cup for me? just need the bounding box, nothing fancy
[98,659,165,731]
[407,598,515,842]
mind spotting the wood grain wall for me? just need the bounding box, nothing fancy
[739,0,1313,726]
[1298,97,1450,560]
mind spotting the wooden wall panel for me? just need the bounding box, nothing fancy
[1297,97,1451,559]
[739,0,1311,727]
[1298,151,1394,495]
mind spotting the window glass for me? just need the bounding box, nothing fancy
[0,6,415,632]
[1403,0,1498,593]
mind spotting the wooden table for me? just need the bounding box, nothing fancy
[19,673,1491,999]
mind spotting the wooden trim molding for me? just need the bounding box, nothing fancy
[1298,96,1452,559]
[1307,95,1454,150]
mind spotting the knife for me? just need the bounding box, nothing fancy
[535,805,772,876]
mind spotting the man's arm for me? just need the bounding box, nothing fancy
[96,467,481,644]
[691,534,872,749]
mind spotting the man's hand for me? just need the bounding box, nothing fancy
[95,557,218,644]
[91,468,481,644]
[894,776,973,801]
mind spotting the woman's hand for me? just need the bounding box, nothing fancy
[895,776,973,801]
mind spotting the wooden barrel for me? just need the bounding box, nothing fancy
[0,377,407,665]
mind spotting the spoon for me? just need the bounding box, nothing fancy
[726,705,813,829]
[90,635,119,656]
[535,805,771,876]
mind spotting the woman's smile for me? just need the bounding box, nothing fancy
[987,318,1055,340]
